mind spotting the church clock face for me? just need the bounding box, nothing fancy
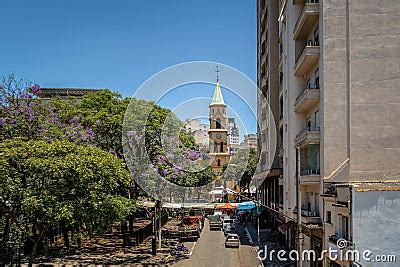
[216,133,221,139]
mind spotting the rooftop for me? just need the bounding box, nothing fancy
[37,88,101,98]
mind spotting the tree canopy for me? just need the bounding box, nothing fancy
[0,138,134,257]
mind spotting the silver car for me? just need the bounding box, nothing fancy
[225,233,240,248]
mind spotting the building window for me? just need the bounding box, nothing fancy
[220,143,224,152]
[314,68,320,88]
[216,118,222,129]
[306,117,312,129]
[217,159,221,167]
[314,26,319,43]
[314,109,320,129]
[326,211,332,224]
[337,214,349,239]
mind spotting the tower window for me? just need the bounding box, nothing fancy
[217,159,221,166]
[220,143,223,152]
[216,118,222,129]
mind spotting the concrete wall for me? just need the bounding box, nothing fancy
[322,0,400,182]
[352,190,400,266]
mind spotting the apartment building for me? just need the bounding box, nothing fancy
[241,133,259,149]
[227,117,240,155]
[257,0,400,266]
[185,118,209,145]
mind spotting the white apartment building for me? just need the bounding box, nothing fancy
[185,118,209,145]
[227,117,240,155]
[257,0,400,266]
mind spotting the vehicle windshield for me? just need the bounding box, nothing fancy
[224,219,233,224]
[227,236,238,240]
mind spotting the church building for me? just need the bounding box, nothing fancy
[208,80,230,176]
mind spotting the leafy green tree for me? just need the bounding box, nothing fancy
[224,147,258,193]
[0,139,134,261]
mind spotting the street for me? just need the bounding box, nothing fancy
[174,220,262,267]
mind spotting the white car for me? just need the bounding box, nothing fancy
[222,218,235,231]
[225,233,240,248]
[224,224,237,236]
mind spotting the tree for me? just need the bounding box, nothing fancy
[0,139,134,263]
[223,147,258,193]
[0,74,95,144]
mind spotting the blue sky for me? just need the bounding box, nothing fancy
[0,0,257,134]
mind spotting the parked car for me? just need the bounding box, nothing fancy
[224,224,237,236]
[225,233,240,248]
[222,218,234,228]
[208,214,222,230]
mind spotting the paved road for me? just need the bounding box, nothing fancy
[174,220,262,267]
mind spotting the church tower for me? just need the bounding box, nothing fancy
[209,72,230,176]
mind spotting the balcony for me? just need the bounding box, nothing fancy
[260,53,266,67]
[293,0,320,40]
[302,210,321,224]
[300,168,320,184]
[294,41,320,76]
[294,84,320,112]
[295,127,320,147]
[293,209,321,224]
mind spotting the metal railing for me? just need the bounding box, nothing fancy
[295,40,320,64]
[301,209,320,217]
[296,126,320,138]
[300,168,320,175]
[294,0,320,36]
[295,83,320,102]
[307,40,319,46]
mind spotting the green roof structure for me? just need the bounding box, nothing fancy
[211,83,225,105]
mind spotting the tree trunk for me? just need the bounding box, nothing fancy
[197,189,201,202]
[121,221,129,246]
[28,240,38,267]
[1,216,12,246]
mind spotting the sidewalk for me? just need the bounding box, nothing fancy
[239,223,295,267]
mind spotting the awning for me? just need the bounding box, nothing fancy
[216,203,236,209]
[237,201,256,210]
[209,190,225,195]
[251,206,267,215]
[278,221,297,233]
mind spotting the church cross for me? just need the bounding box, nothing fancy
[215,66,220,82]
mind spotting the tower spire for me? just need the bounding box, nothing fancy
[215,65,220,83]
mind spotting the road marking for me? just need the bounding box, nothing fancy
[188,241,197,256]
[244,227,254,244]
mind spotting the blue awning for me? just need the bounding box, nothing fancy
[237,201,256,210]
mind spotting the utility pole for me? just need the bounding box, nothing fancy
[296,147,302,267]
[152,201,157,256]
[256,189,260,246]
[158,201,162,249]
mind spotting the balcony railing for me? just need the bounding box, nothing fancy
[296,40,320,63]
[300,168,320,176]
[294,41,320,76]
[301,209,319,217]
[293,0,320,40]
[295,83,320,102]
[295,127,320,147]
[296,126,320,138]
[293,208,319,216]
